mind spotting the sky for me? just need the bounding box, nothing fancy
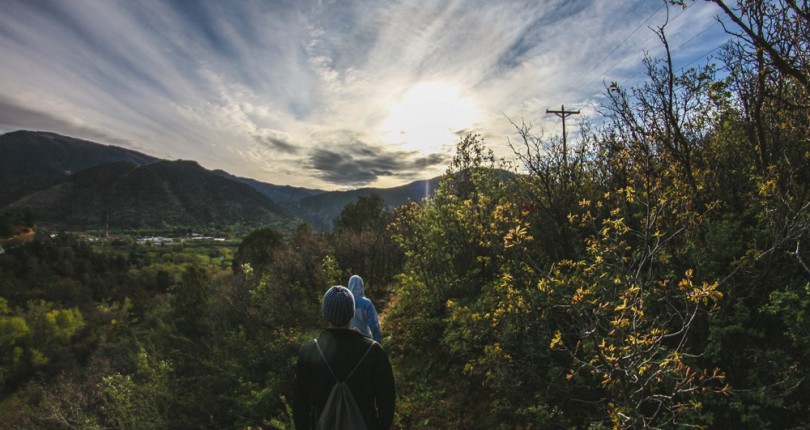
[0,0,731,190]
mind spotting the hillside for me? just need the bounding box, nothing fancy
[9,159,297,230]
[0,131,158,205]
[296,177,442,230]
[213,169,326,205]
[214,169,442,230]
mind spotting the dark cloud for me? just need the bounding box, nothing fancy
[311,149,382,184]
[412,153,447,167]
[254,134,299,154]
[0,95,133,147]
[308,134,450,186]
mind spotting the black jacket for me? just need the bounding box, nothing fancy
[293,328,396,429]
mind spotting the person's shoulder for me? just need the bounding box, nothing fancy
[298,337,317,355]
[357,333,376,346]
[341,329,376,348]
[299,332,329,356]
[365,340,391,370]
[360,336,386,355]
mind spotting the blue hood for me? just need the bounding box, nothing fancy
[347,275,365,298]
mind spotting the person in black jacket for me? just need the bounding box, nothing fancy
[293,285,396,429]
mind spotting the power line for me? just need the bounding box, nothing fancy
[575,4,691,92]
[571,4,666,92]
[598,6,690,80]
[672,19,722,53]
[679,43,726,71]
[585,3,665,76]
[620,19,729,83]
[617,40,727,87]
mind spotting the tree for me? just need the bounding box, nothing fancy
[693,0,810,92]
[100,349,173,430]
[232,226,284,274]
[170,265,211,339]
[332,193,390,233]
[0,298,29,385]
[387,134,516,427]
[331,194,403,296]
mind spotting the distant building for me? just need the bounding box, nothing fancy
[136,236,177,245]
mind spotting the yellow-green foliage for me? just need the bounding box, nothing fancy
[100,349,173,430]
[385,26,810,426]
[0,298,30,376]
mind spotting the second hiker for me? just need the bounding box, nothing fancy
[348,274,382,342]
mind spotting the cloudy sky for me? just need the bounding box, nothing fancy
[0,0,730,190]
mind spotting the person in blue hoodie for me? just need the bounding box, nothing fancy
[347,275,382,342]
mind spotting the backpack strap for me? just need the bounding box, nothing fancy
[345,341,376,382]
[314,338,377,383]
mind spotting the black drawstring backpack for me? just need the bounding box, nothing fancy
[314,339,376,430]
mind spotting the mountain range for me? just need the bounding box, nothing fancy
[0,131,439,232]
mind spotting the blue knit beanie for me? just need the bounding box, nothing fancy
[322,285,355,326]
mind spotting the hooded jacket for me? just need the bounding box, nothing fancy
[347,275,382,342]
[293,328,396,430]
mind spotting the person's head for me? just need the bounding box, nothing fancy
[322,285,355,328]
[347,274,365,297]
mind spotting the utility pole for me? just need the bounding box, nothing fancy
[546,105,580,169]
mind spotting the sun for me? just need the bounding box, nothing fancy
[379,82,479,154]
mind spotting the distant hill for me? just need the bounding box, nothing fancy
[9,159,297,230]
[0,131,296,231]
[215,170,440,230]
[213,170,325,203]
[0,131,158,205]
[297,177,442,231]
[0,130,441,233]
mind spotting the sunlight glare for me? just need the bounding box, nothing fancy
[380,82,479,155]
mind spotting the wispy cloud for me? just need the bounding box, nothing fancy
[0,0,727,189]
[0,94,134,147]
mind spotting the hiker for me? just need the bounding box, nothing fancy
[347,275,382,342]
[293,285,396,430]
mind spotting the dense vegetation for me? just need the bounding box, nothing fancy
[0,1,808,428]
[385,1,810,427]
[0,197,399,429]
